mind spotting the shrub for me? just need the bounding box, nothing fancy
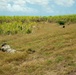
[58,21,65,25]
[6,31,12,35]
[14,30,18,34]
[26,29,32,34]
[18,26,23,30]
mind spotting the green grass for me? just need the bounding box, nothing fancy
[0,15,76,35]
[0,15,76,75]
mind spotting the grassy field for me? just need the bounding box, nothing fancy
[0,15,76,75]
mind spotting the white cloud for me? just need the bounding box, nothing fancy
[54,0,75,7]
[0,0,52,13]
[26,0,49,6]
[13,0,26,6]
[0,0,75,14]
[0,0,38,13]
[7,3,38,13]
[7,4,24,12]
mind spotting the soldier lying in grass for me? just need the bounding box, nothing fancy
[0,43,16,53]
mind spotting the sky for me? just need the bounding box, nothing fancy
[0,0,76,16]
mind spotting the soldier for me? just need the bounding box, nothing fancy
[1,43,16,53]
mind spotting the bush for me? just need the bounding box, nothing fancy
[6,31,12,35]
[26,29,32,34]
[58,21,65,25]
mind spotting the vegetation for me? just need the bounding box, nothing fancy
[0,14,76,75]
[0,14,76,35]
[58,20,66,25]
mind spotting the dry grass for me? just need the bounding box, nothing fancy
[0,23,76,75]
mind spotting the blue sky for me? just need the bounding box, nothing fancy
[0,0,76,16]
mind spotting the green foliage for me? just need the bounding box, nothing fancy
[26,29,32,34]
[6,31,12,35]
[0,28,3,34]
[0,14,76,35]
[58,21,65,25]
